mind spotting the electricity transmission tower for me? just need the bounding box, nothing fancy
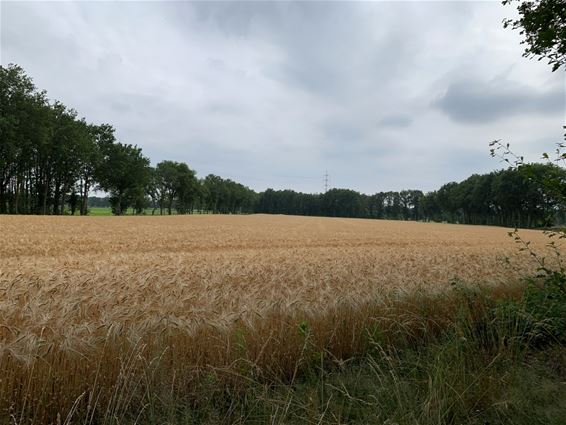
[323,170,329,193]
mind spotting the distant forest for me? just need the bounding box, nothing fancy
[2,64,565,228]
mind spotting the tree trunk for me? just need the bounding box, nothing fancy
[0,176,5,214]
[42,179,49,215]
[14,182,19,214]
[53,183,60,215]
[81,178,89,216]
[26,170,32,214]
[60,183,70,215]
[116,191,123,215]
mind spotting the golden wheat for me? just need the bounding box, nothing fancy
[0,214,558,422]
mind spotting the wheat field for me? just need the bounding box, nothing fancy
[0,214,555,423]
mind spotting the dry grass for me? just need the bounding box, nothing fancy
[0,214,557,423]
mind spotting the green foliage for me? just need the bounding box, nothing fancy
[297,320,310,338]
[0,64,150,216]
[235,328,247,356]
[97,142,150,215]
[503,0,566,72]
[365,321,384,347]
[149,161,199,215]
[201,174,257,214]
[488,132,566,345]
[461,9,564,347]
[519,271,566,344]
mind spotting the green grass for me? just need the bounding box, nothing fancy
[86,206,113,216]
[113,320,566,425]
[84,207,177,216]
[168,340,565,425]
[75,207,247,216]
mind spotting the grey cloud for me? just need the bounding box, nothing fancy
[320,121,401,164]
[380,115,412,128]
[203,102,242,116]
[190,2,420,100]
[435,78,564,124]
[109,100,132,114]
[2,0,564,194]
[189,1,282,37]
[322,120,365,144]
[97,53,123,72]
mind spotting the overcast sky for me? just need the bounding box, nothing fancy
[1,1,564,193]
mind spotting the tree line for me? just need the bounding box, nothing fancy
[1,64,146,215]
[2,63,564,227]
[0,64,257,216]
[256,164,566,228]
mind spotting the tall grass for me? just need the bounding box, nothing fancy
[2,281,547,424]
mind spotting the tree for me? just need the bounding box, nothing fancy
[48,103,91,215]
[172,162,198,214]
[146,167,161,215]
[96,142,150,215]
[78,124,111,215]
[155,161,180,215]
[503,0,566,71]
[154,161,198,215]
[202,174,224,213]
[496,0,566,222]
[0,64,42,213]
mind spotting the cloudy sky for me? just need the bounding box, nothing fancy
[1,1,564,193]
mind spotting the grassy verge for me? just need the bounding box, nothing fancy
[84,208,215,215]
[182,336,566,425]
[85,207,163,216]
[3,277,565,424]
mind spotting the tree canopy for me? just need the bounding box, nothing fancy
[503,0,566,71]
[0,64,152,215]
[255,166,566,227]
